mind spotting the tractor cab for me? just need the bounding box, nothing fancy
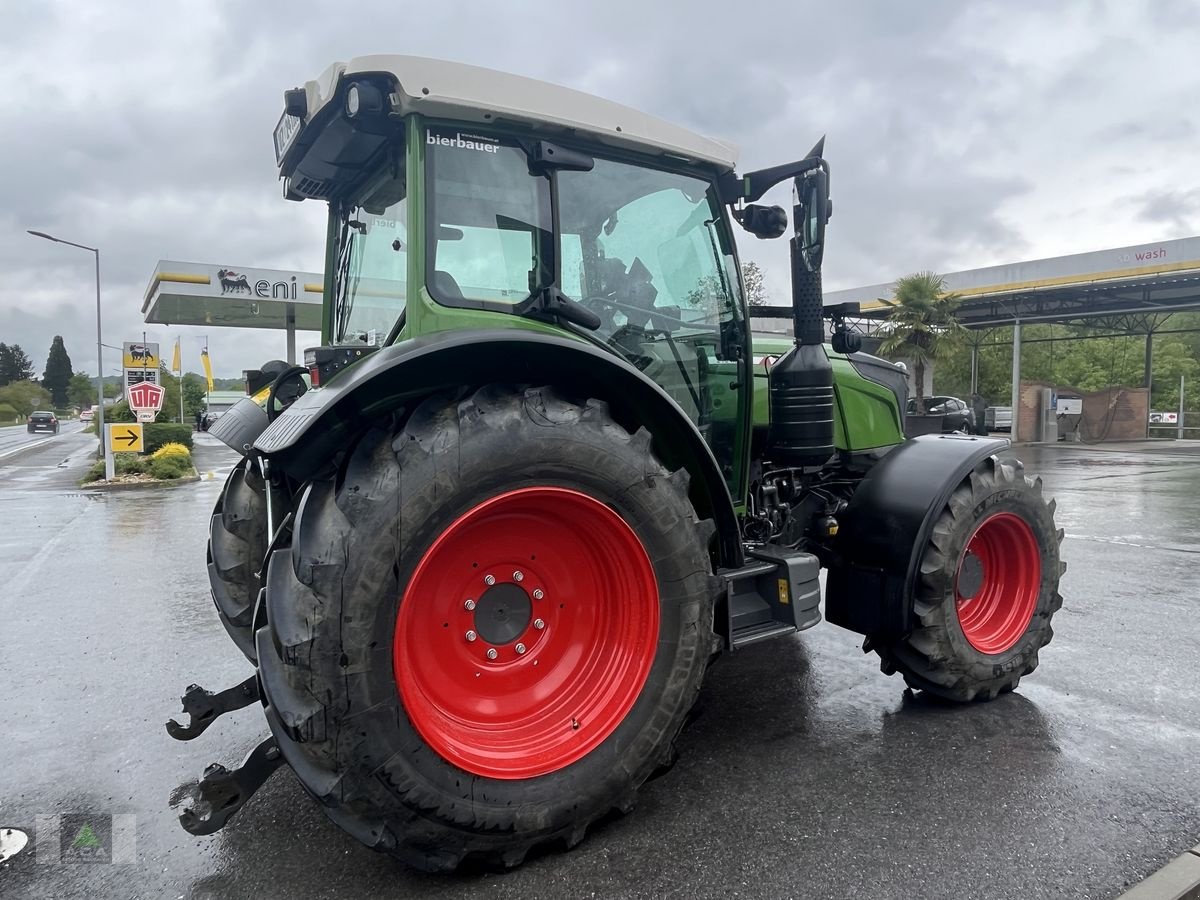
[273,56,832,496]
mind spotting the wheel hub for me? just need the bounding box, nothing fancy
[472,582,531,645]
[957,552,984,600]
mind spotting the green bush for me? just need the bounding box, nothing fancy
[148,454,193,480]
[81,449,194,483]
[0,403,17,424]
[114,453,150,475]
[143,423,193,453]
[106,401,135,423]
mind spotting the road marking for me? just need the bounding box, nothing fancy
[0,436,60,461]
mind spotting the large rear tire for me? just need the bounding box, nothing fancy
[256,385,718,871]
[207,458,266,662]
[874,454,1064,702]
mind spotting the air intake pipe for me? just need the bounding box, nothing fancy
[767,155,835,469]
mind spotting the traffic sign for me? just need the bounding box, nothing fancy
[127,380,165,415]
[107,424,144,453]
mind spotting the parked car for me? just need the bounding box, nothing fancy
[906,395,973,433]
[27,411,59,434]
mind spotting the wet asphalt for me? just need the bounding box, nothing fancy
[0,431,1198,899]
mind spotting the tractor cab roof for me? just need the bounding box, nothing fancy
[277,55,739,200]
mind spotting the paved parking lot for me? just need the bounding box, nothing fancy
[1,433,1198,899]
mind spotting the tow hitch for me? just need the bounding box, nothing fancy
[178,737,284,835]
[166,676,260,740]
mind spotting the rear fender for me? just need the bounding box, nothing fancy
[825,434,1011,639]
[253,330,743,567]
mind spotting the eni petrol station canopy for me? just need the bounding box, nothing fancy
[141,260,324,332]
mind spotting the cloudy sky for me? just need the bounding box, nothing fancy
[3,0,1198,378]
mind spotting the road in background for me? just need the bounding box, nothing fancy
[0,421,85,463]
[0,438,1198,899]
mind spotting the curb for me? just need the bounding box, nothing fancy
[79,472,202,492]
[1116,844,1200,900]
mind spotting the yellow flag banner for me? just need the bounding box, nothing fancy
[200,348,214,391]
[171,338,181,375]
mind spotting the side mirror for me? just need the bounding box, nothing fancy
[793,166,829,272]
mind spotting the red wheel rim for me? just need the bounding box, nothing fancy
[393,487,660,779]
[955,511,1042,654]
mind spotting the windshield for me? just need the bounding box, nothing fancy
[332,157,408,345]
[558,158,738,337]
[425,129,741,344]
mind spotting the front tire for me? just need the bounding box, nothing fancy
[257,385,718,871]
[875,455,1064,702]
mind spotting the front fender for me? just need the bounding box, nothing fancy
[254,330,743,566]
[825,433,1011,639]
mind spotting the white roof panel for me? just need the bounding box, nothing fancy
[298,55,739,170]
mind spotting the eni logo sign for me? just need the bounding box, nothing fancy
[1115,246,1167,264]
[217,269,298,299]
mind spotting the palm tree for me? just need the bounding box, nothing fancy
[878,271,965,414]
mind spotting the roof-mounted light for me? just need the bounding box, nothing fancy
[283,88,307,120]
[345,82,384,120]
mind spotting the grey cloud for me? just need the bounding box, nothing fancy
[1139,188,1200,231]
[1,0,1197,375]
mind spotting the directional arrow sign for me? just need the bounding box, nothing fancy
[107,423,144,453]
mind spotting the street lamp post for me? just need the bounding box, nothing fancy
[27,230,105,470]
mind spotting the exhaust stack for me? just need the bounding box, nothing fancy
[767,149,835,469]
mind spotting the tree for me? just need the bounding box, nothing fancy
[0,343,35,385]
[877,271,965,414]
[0,380,53,418]
[158,369,208,423]
[43,336,73,407]
[68,372,97,409]
[741,260,768,306]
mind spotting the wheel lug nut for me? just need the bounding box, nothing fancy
[484,574,496,586]
[464,599,476,611]
[513,570,524,582]
[515,643,526,654]
[486,648,498,660]
[533,618,545,630]
[465,630,477,642]
[532,589,544,600]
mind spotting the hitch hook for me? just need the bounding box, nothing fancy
[166,676,260,741]
[178,737,283,835]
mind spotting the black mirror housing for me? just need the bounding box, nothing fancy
[793,164,829,272]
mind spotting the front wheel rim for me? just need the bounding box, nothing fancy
[955,511,1042,654]
[394,487,660,780]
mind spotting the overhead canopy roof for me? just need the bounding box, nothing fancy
[824,236,1200,328]
[141,260,324,330]
[281,55,739,176]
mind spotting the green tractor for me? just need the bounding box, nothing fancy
[173,55,1064,871]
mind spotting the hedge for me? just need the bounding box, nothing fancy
[143,423,193,454]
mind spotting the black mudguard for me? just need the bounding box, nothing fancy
[253,329,744,567]
[825,434,1011,639]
